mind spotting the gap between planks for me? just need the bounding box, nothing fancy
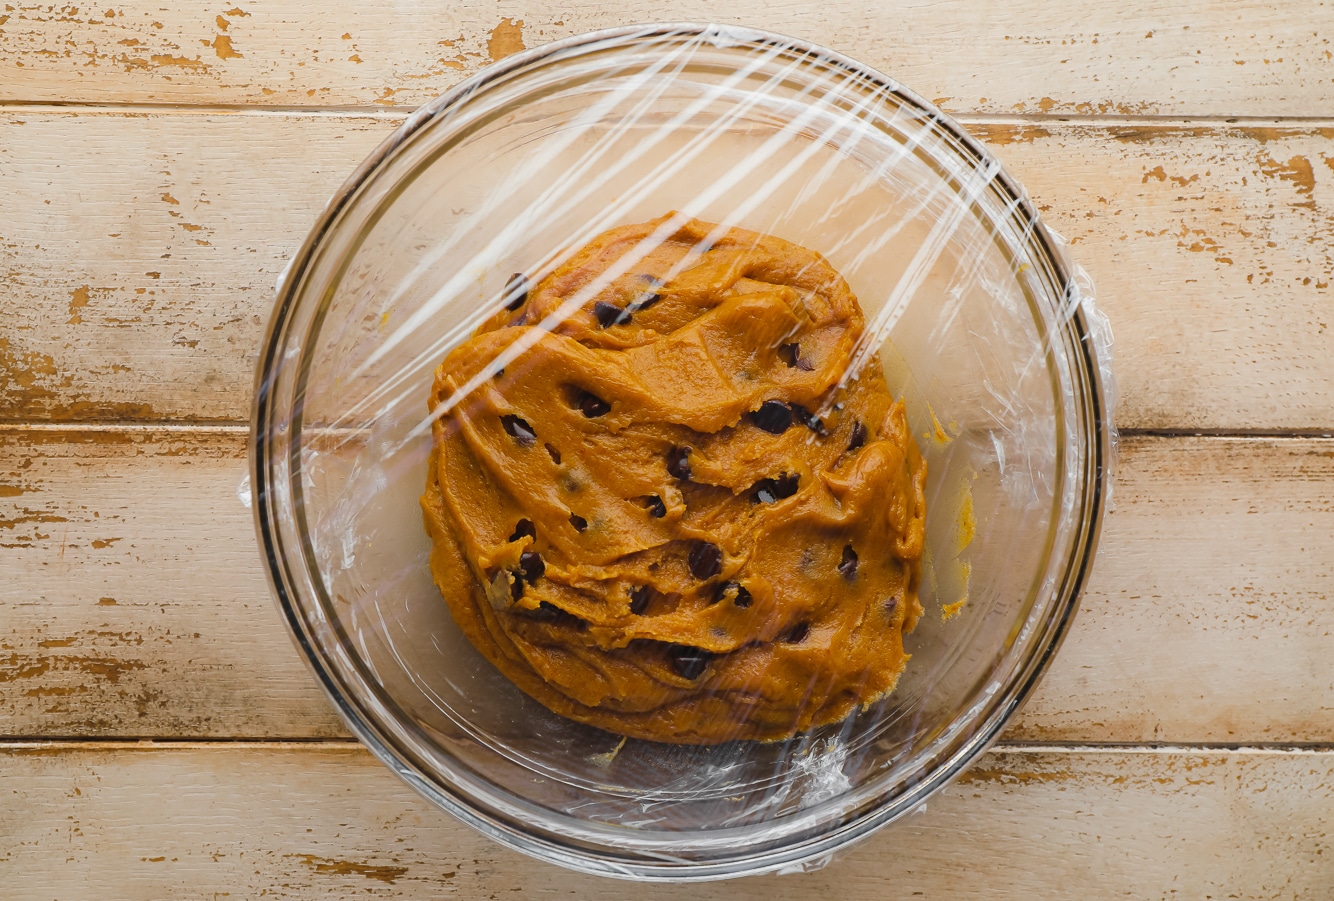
[2,739,1334,755]
[4,102,1334,130]
[4,423,1332,440]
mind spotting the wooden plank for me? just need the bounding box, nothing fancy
[0,1,1332,116]
[1008,435,1334,742]
[0,743,1329,897]
[2,111,1333,429]
[0,428,347,738]
[3,429,1332,743]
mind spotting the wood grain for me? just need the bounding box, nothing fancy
[3,428,1331,743]
[0,743,1329,898]
[2,111,1332,429]
[1,1,1331,116]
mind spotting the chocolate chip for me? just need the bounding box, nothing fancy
[777,342,800,367]
[503,272,529,311]
[544,443,562,464]
[752,400,793,434]
[629,585,653,615]
[642,495,667,518]
[751,473,799,504]
[838,544,859,581]
[519,550,544,583]
[501,414,536,446]
[569,514,588,532]
[790,403,828,436]
[493,367,505,380]
[593,301,631,328]
[509,519,535,543]
[509,573,524,602]
[666,445,692,480]
[848,421,868,452]
[712,581,752,608]
[574,389,610,418]
[629,292,661,313]
[782,621,810,644]
[668,644,712,680]
[528,601,587,631]
[687,541,722,580]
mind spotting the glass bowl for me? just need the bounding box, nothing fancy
[251,23,1113,881]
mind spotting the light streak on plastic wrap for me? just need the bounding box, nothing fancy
[250,23,1116,882]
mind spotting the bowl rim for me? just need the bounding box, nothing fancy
[251,20,1113,882]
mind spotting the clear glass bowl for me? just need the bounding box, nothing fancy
[251,23,1113,881]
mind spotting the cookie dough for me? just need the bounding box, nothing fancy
[421,215,926,744]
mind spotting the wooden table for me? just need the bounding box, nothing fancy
[3,2,1332,896]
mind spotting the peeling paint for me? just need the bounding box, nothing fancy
[292,854,408,884]
[211,33,241,60]
[486,17,524,62]
[67,285,90,325]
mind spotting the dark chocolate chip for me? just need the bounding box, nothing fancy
[668,644,712,680]
[493,367,505,380]
[642,495,667,518]
[687,541,722,580]
[593,300,631,328]
[501,414,536,446]
[503,272,529,311]
[629,292,661,313]
[838,544,859,581]
[569,513,588,532]
[848,420,868,452]
[751,473,799,504]
[544,443,562,464]
[790,403,828,436]
[574,389,610,418]
[782,621,810,644]
[530,600,561,621]
[752,400,793,434]
[712,581,752,609]
[629,585,653,615]
[509,573,524,602]
[666,445,692,480]
[777,342,800,367]
[509,519,535,543]
[519,550,544,583]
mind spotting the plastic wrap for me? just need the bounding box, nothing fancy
[250,24,1115,881]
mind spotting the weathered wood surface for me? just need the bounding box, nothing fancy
[2,3,1332,893]
[1,1,1332,117]
[3,428,1331,743]
[3,112,1333,429]
[1,743,1329,898]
